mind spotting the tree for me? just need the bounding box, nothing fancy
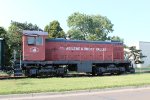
[124,46,146,64]
[8,21,42,59]
[67,12,114,40]
[108,36,124,42]
[44,20,66,38]
[67,29,85,40]
[0,27,11,66]
[0,27,8,39]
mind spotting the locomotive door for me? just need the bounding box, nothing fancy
[58,42,66,61]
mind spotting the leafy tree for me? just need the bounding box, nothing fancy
[0,27,11,66]
[67,12,114,40]
[67,29,85,40]
[44,20,66,38]
[108,36,124,42]
[9,21,42,31]
[124,46,146,64]
[0,27,8,39]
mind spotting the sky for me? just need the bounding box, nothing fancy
[0,0,150,45]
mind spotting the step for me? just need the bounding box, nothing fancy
[14,69,23,76]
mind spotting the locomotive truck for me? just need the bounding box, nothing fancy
[13,30,135,77]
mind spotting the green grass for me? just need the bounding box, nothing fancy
[1,73,150,95]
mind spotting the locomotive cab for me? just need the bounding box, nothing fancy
[22,30,48,61]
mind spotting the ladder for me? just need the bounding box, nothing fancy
[13,64,23,76]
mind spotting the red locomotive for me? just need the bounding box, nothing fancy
[14,30,135,76]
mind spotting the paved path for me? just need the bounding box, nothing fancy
[1,87,150,100]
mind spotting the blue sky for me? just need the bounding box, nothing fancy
[0,0,150,45]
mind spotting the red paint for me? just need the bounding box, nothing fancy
[45,41,124,62]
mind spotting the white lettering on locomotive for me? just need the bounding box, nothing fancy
[65,47,106,52]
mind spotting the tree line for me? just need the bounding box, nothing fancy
[0,12,123,66]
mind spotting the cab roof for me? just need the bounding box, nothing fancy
[23,30,48,35]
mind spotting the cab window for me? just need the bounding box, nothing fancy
[27,37,35,45]
[27,36,43,45]
[36,37,43,45]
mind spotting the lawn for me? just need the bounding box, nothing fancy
[0,73,150,95]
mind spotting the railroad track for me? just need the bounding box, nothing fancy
[0,73,125,79]
[0,75,26,80]
[0,71,149,80]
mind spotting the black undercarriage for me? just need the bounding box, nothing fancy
[13,60,135,77]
